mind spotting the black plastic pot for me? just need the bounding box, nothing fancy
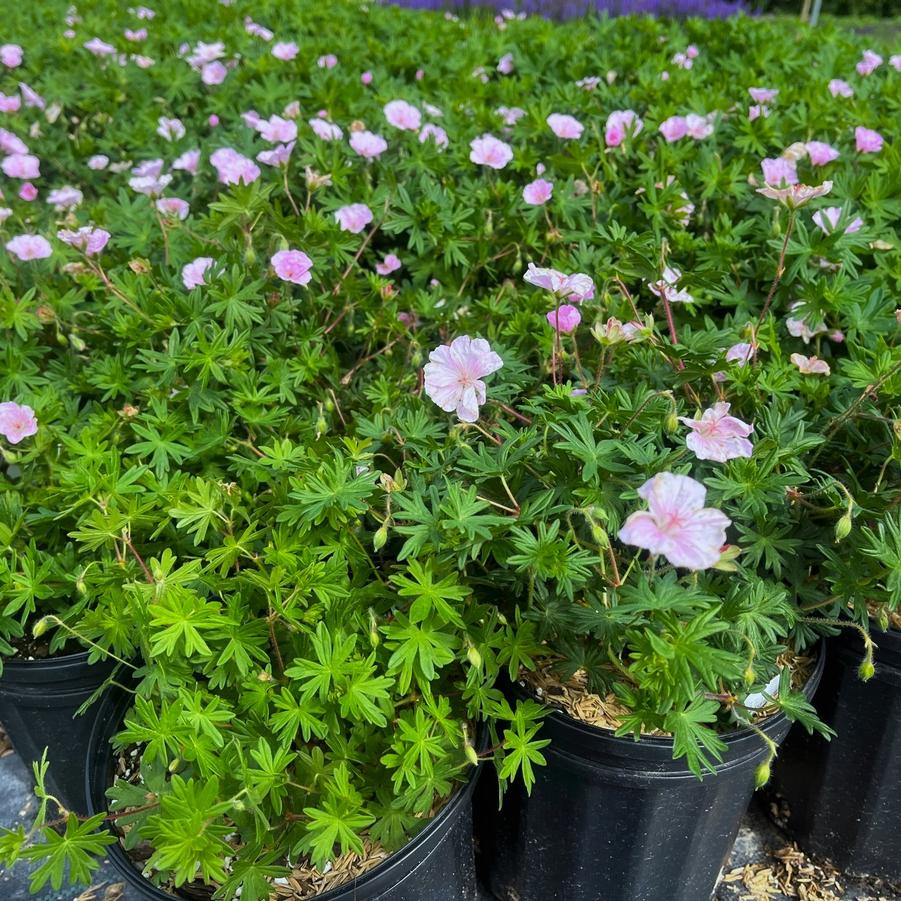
[770,627,901,881]
[0,650,116,814]
[86,687,483,900]
[479,650,825,901]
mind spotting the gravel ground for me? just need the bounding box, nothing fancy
[1,740,898,901]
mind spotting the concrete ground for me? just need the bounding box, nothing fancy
[1,741,898,901]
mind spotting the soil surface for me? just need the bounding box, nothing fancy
[1,737,898,901]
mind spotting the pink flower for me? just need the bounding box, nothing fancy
[156,117,185,141]
[1,153,40,179]
[761,157,798,187]
[350,130,388,159]
[605,110,643,148]
[679,403,754,463]
[47,186,83,209]
[334,203,373,234]
[547,304,581,334]
[748,105,769,121]
[208,115,220,128]
[376,253,402,276]
[725,343,754,366]
[271,249,313,286]
[245,18,273,41]
[791,353,830,375]
[786,304,827,343]
[57,226,110,255]
[201,61,228,85]
[182,257,215,290]
[523,264,594,302]
[828,79,853,98]
[812,206,863,235]
[256,143,294,167]
[659,116,687,143]
[0,402,37,444]
[497,53,514,74]
[0,92,21,112]
[361,71,373,85]
[524,264,567,294]
[18,183,37,201]
[317,54,338,69]
[546,113,584,140]
[424,336,504,423]
[125,28,147,41]
[496,106,525,126]
[856,50,883,76]
[309,118,343,141]
[855,127,883,154]
[6,234,52,261]
[1,44,23,68]
[172,149,201,175]
[156,197,190,220]
[419,124,448,148]
[619,472,731,571]
[757,181,832,209]
[210,148,260,185]
[129,173,172,195]
[649,266,693,304]
[806,141,839,166]
[384,100,422,131]
[748,87,778,104]
[84,37,117,57]
[469,134,513,169]
[87,154,109,170]
[272,42,298,61]
[0,128,28,155]
[523,178,553,206]
[685,114,713,140]
[18,82,44,109]
[891,55,901,72]
[257,115,297,143]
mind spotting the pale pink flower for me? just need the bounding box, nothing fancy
[828,79,853,98]
[523,178,553,206]
[361,71,373,85]
[186,41,224,68]
[0,128,28,155]
[619,473,731,571]
[0,92,21,113]
[244,18,273,41]
[560,273,594,303]
[257,115,297,143]
[757,181,832,209]
[283,101,301,119]
[891,55,901,72]
[0,208,12,224]
[806,141,839,166]
[686,45,699,59]
[672,52,692,70]
[496,106,525,126]
[791,353,830,375]
[605,110,642,148]
[47,186,83,209]
[156,117,185,141]
[419,124,448,148]
[523,264,567,294]
[172,149,200,175]
[497,53,514,74]
[725,343,754,366]
[1,153,40,179]
[208,114,220,128]
[376,253,402,276]
[256,143,294,167]
[84,37,116,57]
[685,114,713,140]
[1,44,23,68]
[748,105,769,121]
[786,303,827,343]
[334,203,373,234]
[469,134,513,169]
[649,266,693,303]
[317,54,338,69]
[0,402,37,444]
[201,61,227,85]
[761,157,798,187]
[156,197,190,220]
[350,130,388,159]
[384,100,421,131]
[576,75,601,91]
[6,234,52,261]
[547,304,581,333]
[424,336,504,423]
[855,127,883,154]
[57,226,110,255]
[748,87,778,103]
[88,154,109,170]
[129,172,172,195]
[680,403,754,463]
[659,116,687,143]
[18,183,36,201]
[125,28,147,41]
[134,159,164,178]
[182,257,215,290]
[812,206,863,236]
[209,148,260,185]
[309,118,343,141]
[856,50,883,76]
[132,55,155,69]
[271,249,313,286]
[134,6,155,19]
[547,113,583,140]
[272,42,298,61]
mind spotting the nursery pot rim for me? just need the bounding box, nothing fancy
[86,687,484,900]
[514,641,826,756]
[1,648,98,678]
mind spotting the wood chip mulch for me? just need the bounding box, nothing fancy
[272,839,388,899]
[0,721,13,758]
[722,844,848,900]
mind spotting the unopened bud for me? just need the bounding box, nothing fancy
[858,660,875,681]
[743,664,755,686]
[591,525,609,549]
[835,512,853,542]
[467,644,483,669]
[168,758,180,773]
[69,333,87,352]
[257,670,272,682]
[878,608,890,633]
[369,609,380,648]
[231,799,246,811]
[464,744,480,767]
[244,244,256,266]
[373,525,388,551]
[665,411,679,434]
[754,761,771,789]
[32,616,52,638]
